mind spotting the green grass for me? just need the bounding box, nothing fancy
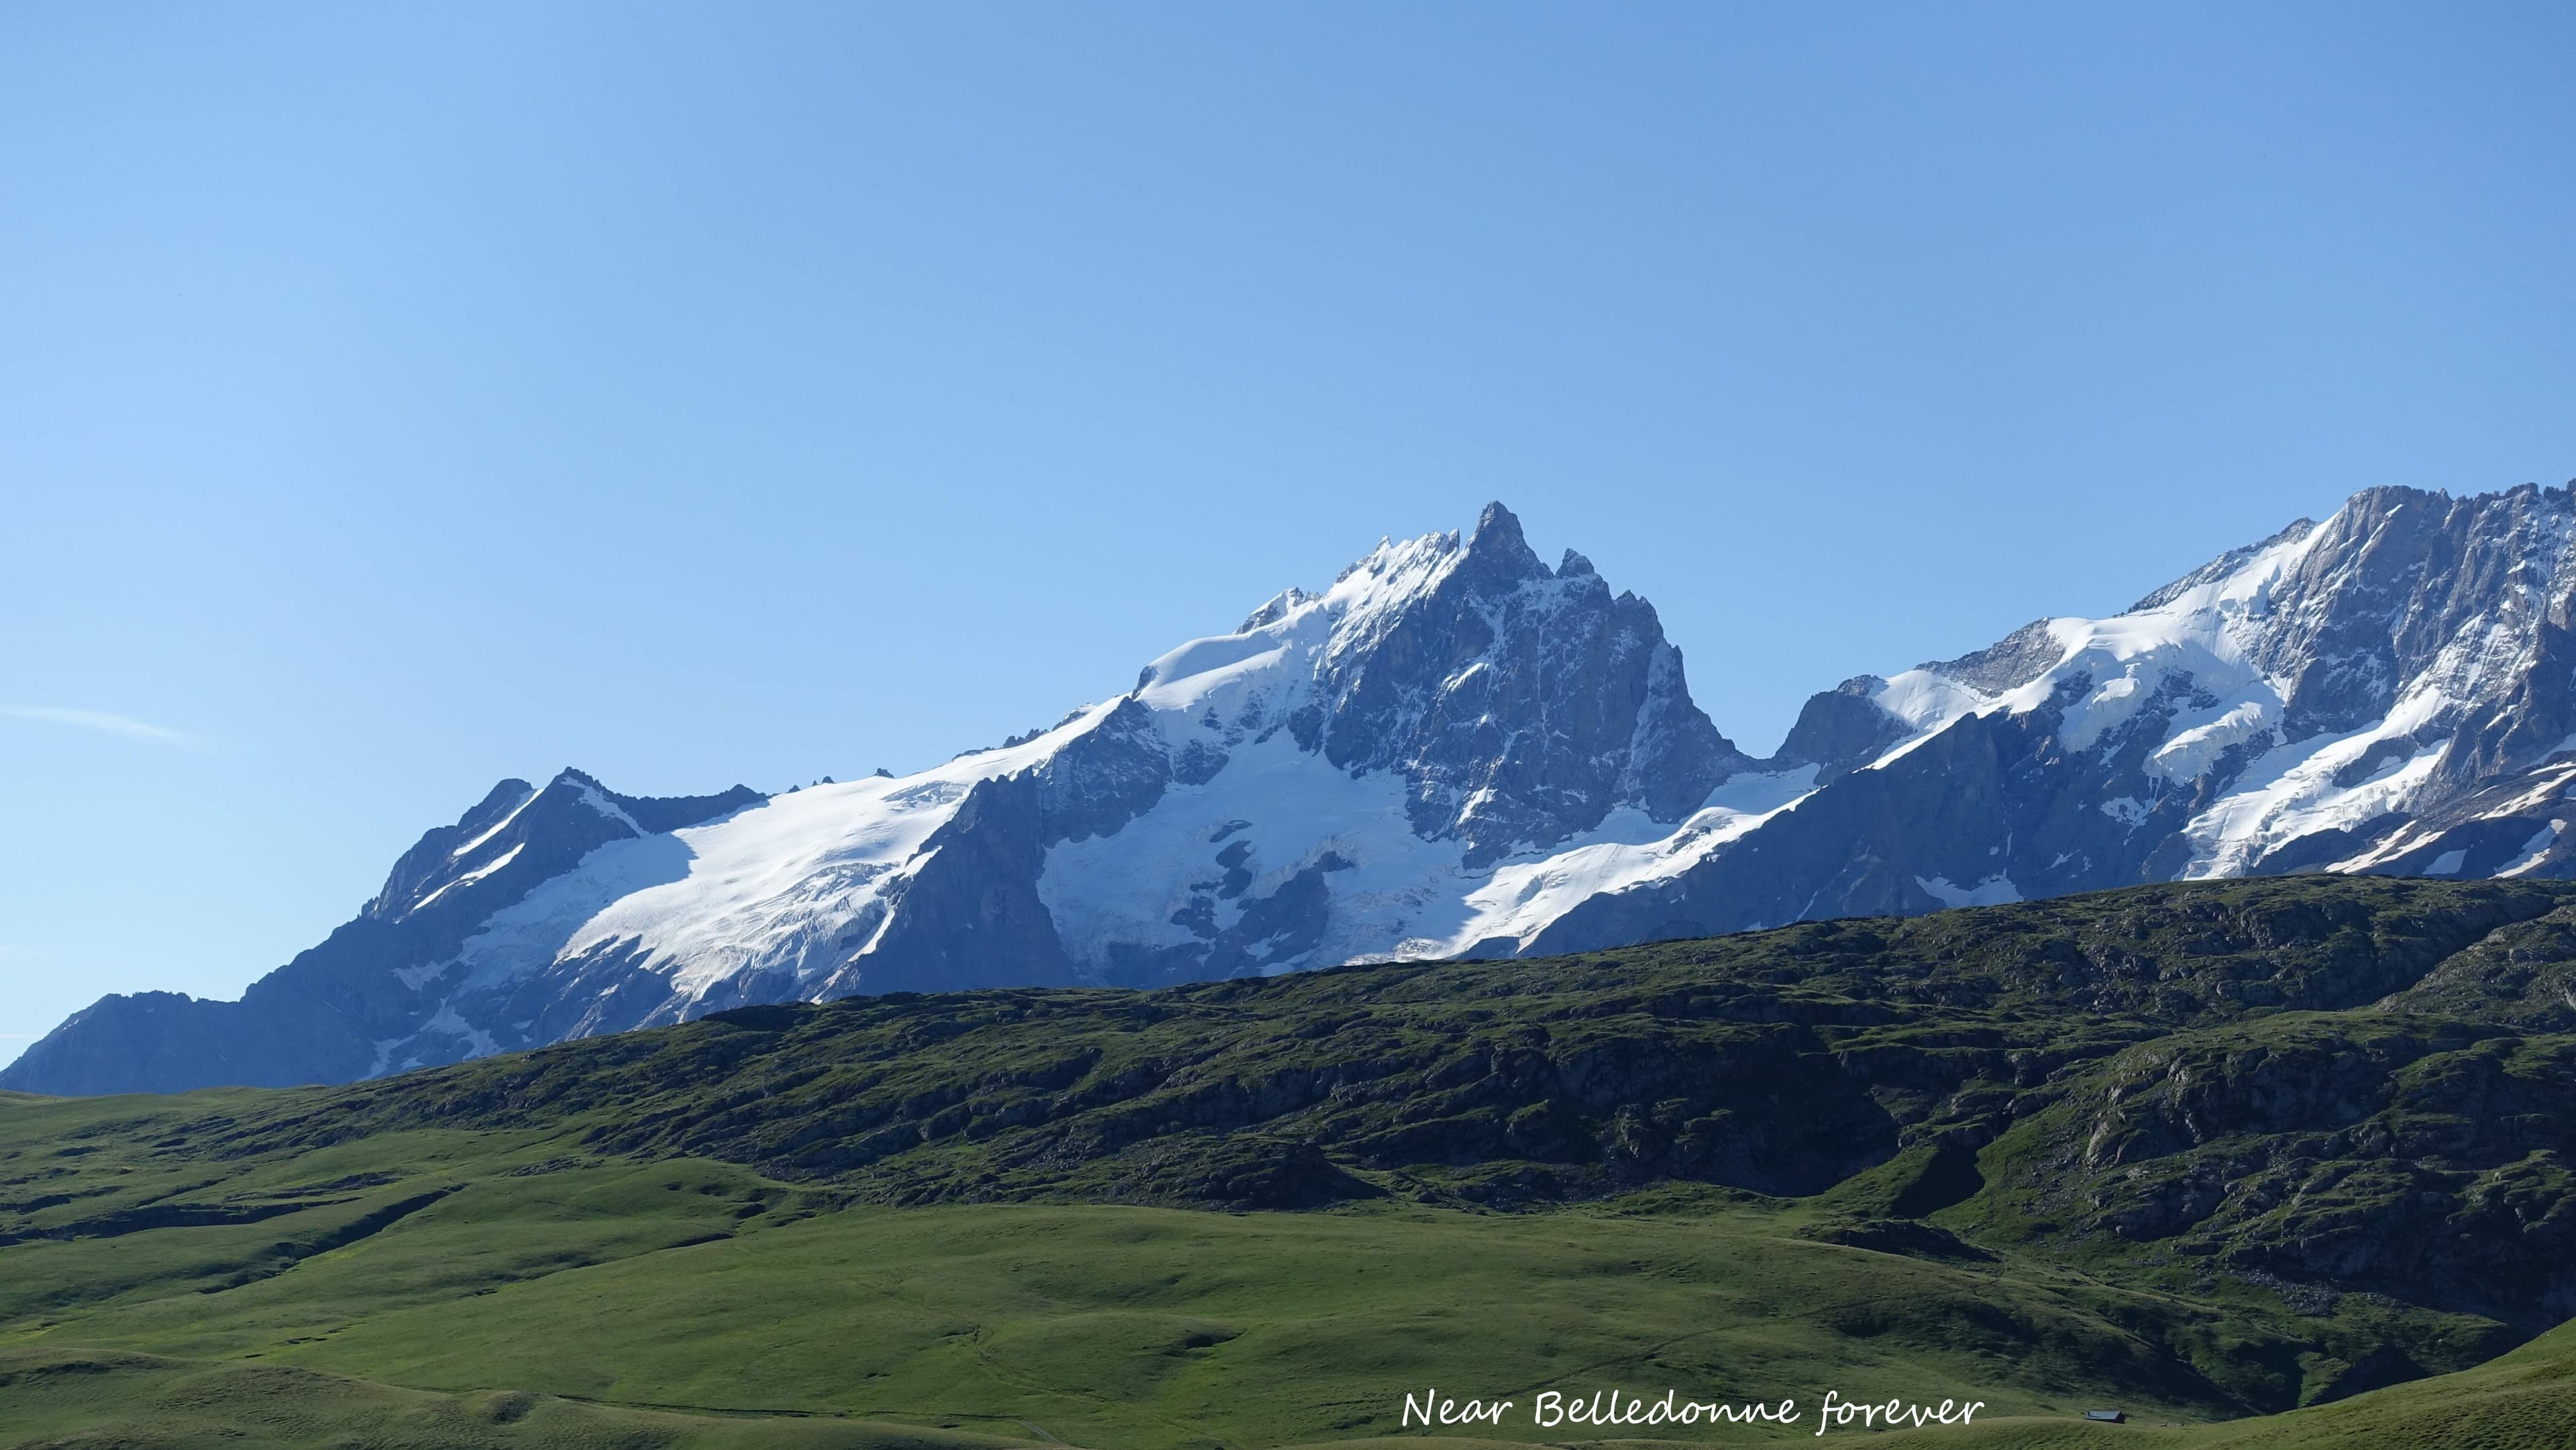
[0,1141,2247,1446]
[1865,1316,2576,1448]
[0,1344,1048,1449]
[0,1112,2510,1449]
[11,875,2576,1447]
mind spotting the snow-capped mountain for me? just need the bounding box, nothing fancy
[13,486,2576,1094]
[1535,482,2576,953]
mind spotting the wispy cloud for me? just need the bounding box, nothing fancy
[0,705,201,749]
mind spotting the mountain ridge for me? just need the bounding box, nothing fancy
[15,483,2576,1096]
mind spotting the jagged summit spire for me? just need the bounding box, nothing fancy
[1470,501,1523,548]
[1459,501,1546,584]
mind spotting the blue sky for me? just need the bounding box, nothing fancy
[5,3,2573,1064]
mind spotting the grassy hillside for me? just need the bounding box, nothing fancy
[1866,1314,2576,1448]
[9,875,2576,1447]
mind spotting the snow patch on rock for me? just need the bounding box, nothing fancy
[1917,874,2024,909]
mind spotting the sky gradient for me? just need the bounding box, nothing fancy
[5,3,2574,1063]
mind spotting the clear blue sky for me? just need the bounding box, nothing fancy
[5,3,2573,1064]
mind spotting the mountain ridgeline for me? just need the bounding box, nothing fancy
[14,484,2576,1096]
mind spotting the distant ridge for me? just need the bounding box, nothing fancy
[17,483,2576,1095]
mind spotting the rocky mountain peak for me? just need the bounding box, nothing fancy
[1454,500,1546,584]
[363,768,763,928]
[32,483,2576,1102]
[1273,503,1751,860]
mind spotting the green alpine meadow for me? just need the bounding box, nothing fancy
[9,874,2576,1447]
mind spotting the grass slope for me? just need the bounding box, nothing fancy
[0,1345,1046,1450]
[0,1130,2241,1445]
[1869,1315,2576,1449]
[9,876,2576,1447]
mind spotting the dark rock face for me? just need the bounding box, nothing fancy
[1921,619,2063,695]
[1032,698,1176,845]
[2012,1015,2576,1329]
[2245,487,2576,754]
[1533,694,2176,950]
[1774,676,1908,783]
[2386,901,2576,1029]
[1089,853,1358,991]
[812,775,1085,998]
[804,700,1181,996]
[1302,503,1752,864]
